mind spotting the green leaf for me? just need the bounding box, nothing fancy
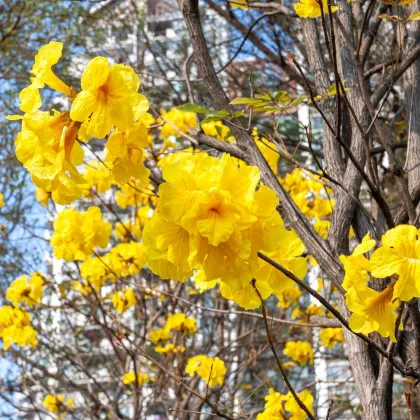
[178,103,210,114]
[230,97,268,105]
[232,111,245,118]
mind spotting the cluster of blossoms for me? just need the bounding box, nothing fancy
[283,340,314,366]
[43,394,74,416]
[50,206,111,261]
[111,288,136,313]
[185,355,227,388]
[73,242,145,293]
[280,168,333,239]
[149,313,197,354]
[9,41,151,204]
[339,226,420,341]
[257,388,314,420]
[0,272,45,349]
[123,371,152,387]
[144,152,307,309]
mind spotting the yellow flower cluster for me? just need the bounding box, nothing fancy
[43,394,74,414]
[6,272,44,307]
[149,313,197,353]
[9,41,151,204]
[123,372,151,386]
[185,355,227,388]
[51,207,111,261]
[0,193,4,207]
[319,328,344,348]
[280,168,333,222]
[111,288,136,313]
[79,242,145,291]
[144,153,307,309]
[0,306,37,350]
[340,232,400,341]
[283,340,314,365]
[257,388,314,420]
[116,182,156,209]
[294,0,338,18]
[83,160,114,195]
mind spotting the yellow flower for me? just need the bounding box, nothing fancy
[276,286,302,308]
[116,182,156,209]
[283,341,314,365]
[149,327,171,344]
[256,388,285,420]
[319,328,344,348]
[70,57,142,138]
[185,355,226,388]
[83,160,114,194]
[105,119,150,185]
[346,284,399,341]
[155,343,185,354]
[43,394,74,414]
[6,273,44,307]
[123,372,151,386]
[111,288,136,313]
[115,219,142,242]
[370,225,420,302]
[19,41,73,113]
[202,120,234,142]
[255,227,307,295]
[30,42,73,96]
[294,0,338,18]
[35,188,50,206]
[0,193,4,207]
[306,304,324,316]
[159,108,197,138]
[51,207,111,261]
[0,306,37,350]
[165,313,197,333]
[104,242,145,280]
[283,389,314,420]
[13,110,86,205]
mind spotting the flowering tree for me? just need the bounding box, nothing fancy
[3,0,420,419]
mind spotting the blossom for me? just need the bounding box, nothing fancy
[254,227,307,295]
[70,57,142,138]
[12,110,86,204]
[6,273,44,307]
[145,154,293,308]
[319,328,344,348]
[51,207,111,261]
[276,286,302,308]
[283,390,314,420]
[19,41,73,113]
[294,0,338,18]
[155,343,185,354]
[43,394,74,414]
[370,225,420,302]
[256,388,285,420]
[283,341,314,365]
[123,372,151,386]
[105,119,150,185]
[0,193,4,207]
[202,120,234,142]
[346,284,399,341]
[185,355,227,388]
[165,313,197,333]
[83,160,114,194]
[149,327,171,344]
[0,306,37,350]
[35,188,50,206]
[111,288,136,313]
[159,108,197,138]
